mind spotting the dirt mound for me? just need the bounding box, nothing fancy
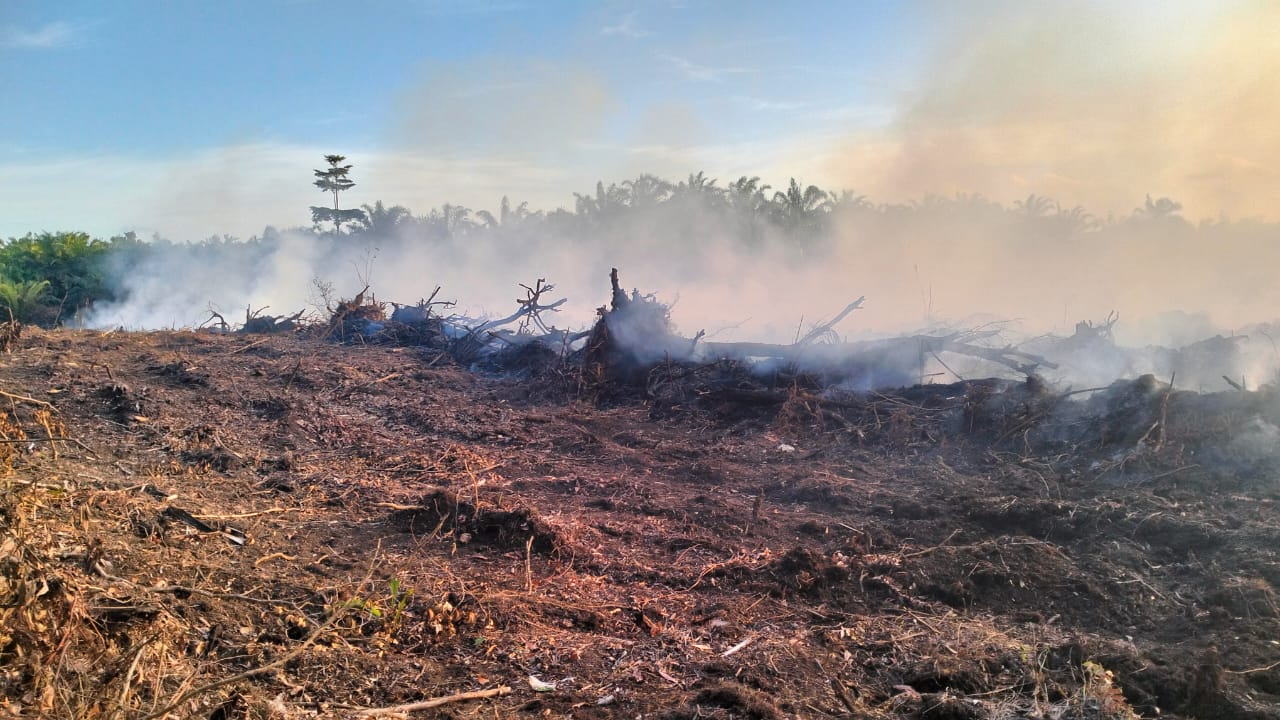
[387,487,570,557]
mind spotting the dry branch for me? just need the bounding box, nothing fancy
[449,278,570,362]
[721,634,757,657]
[201,308,230,332]
[796,297,865,346]
[0,389,55,407]
[0,436,67,444]
[356,686,512,717]
[469,290,566,336]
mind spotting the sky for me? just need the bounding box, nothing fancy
[1,0,1275,240]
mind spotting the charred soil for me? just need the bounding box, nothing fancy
[1,329,1278,719]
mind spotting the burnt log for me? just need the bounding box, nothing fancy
[589,269,1055,391]
[240,306,305,334]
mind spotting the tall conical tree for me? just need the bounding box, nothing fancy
[310,155,366,233]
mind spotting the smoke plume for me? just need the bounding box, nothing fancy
[830,0,1279,221]
[84,1,1280,390]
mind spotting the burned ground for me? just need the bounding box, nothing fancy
[1,329,1278,719]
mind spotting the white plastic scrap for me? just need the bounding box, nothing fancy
[528,675,556,693]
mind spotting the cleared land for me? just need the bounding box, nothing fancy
[2,328,1278,719]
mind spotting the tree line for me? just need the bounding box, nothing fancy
[325,177,1211,259]
[0,163,1264,326]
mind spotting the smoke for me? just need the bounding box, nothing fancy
[85,181,1280,391]
[81,1,1280,390]
[829,0,1280,221]
[87,233,322,329]
[785,0,1280,378]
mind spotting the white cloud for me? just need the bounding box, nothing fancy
[0,21,78,49]
[601,11,647,38]
[732,95,802,112]
[658,53,751,82]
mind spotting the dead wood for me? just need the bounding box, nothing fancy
[138,610,345,720]
[240,305,305,334]
[450,279,570,363]
[389,286,455,324]
[201,308,230,333]
[796,297,865,346]
[686,334,1056,394]
[466,284,567,337]
[589,270,1053,394]
[323,285,385,341]
[0,317,22,352]
[356,686,512,717]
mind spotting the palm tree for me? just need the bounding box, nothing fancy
[440,204,474,237]
[727,176,771,214]
[947,192,1005,223]
[358,201,411,235]
[678,171,718,195]
[667,171,724,213]
[723,176,774,247]
[1136,195,1184,220]
[477,196,535,229]
[574,181,629,221]
[419,204,476,241]
[831,189,870,212]
[1056,205,1099,234]
[621,174,673,209]
[686,171,713,191]
[771,178,831,230]
[0,278,50,323]
[911,193,953,215]
[1013,194,1057,218]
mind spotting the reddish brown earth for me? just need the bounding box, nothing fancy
[2,329,1278,719]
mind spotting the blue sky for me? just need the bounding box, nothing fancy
[3,2,912,154]
[1,1,922,238]
[2,0,1273,239]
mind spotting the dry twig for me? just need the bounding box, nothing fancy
[721,634,757,657]
[356,686,513,717]
[1225,658,1280,675]
[358,681,512,712]
[0,389,55,407]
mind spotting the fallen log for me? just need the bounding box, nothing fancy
[796,297,865,346]
[389,286,455,324]
[241,306,305,334]
[592,269,1055,391]
[699,333,1055,384]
